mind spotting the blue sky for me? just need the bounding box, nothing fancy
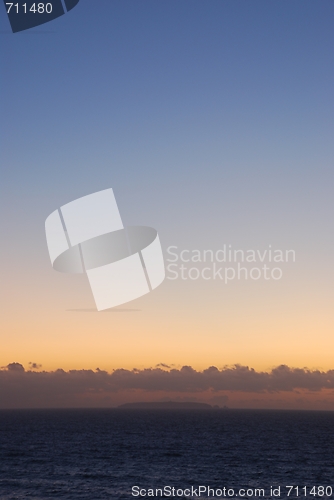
[2,1,332,201]
[1,0,333,258]
[1,0,333,373]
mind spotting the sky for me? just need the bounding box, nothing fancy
[1,0,333,408]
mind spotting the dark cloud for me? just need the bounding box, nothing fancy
[107,365,334,392]
[1,363,334,409]
[28,362,42,370]
[5,362,25,372]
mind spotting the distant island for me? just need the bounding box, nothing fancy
[117,402,215,410]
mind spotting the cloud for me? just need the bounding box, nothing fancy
[29,362,42,370]
[5,362,25,372]
[1,363,334,409]
[66,309,140,313]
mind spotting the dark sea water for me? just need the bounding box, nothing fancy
[0,409,333,500]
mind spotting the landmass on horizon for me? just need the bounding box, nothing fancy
[117,402,228,410]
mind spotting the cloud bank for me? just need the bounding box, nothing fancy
[1,363,334,409]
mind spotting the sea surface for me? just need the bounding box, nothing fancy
[0,409,333,499]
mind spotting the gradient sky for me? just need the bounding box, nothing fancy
[1,1,333,380]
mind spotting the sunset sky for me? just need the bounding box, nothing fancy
[1,1,333,408]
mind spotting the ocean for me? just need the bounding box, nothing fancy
[0,409,333,499]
